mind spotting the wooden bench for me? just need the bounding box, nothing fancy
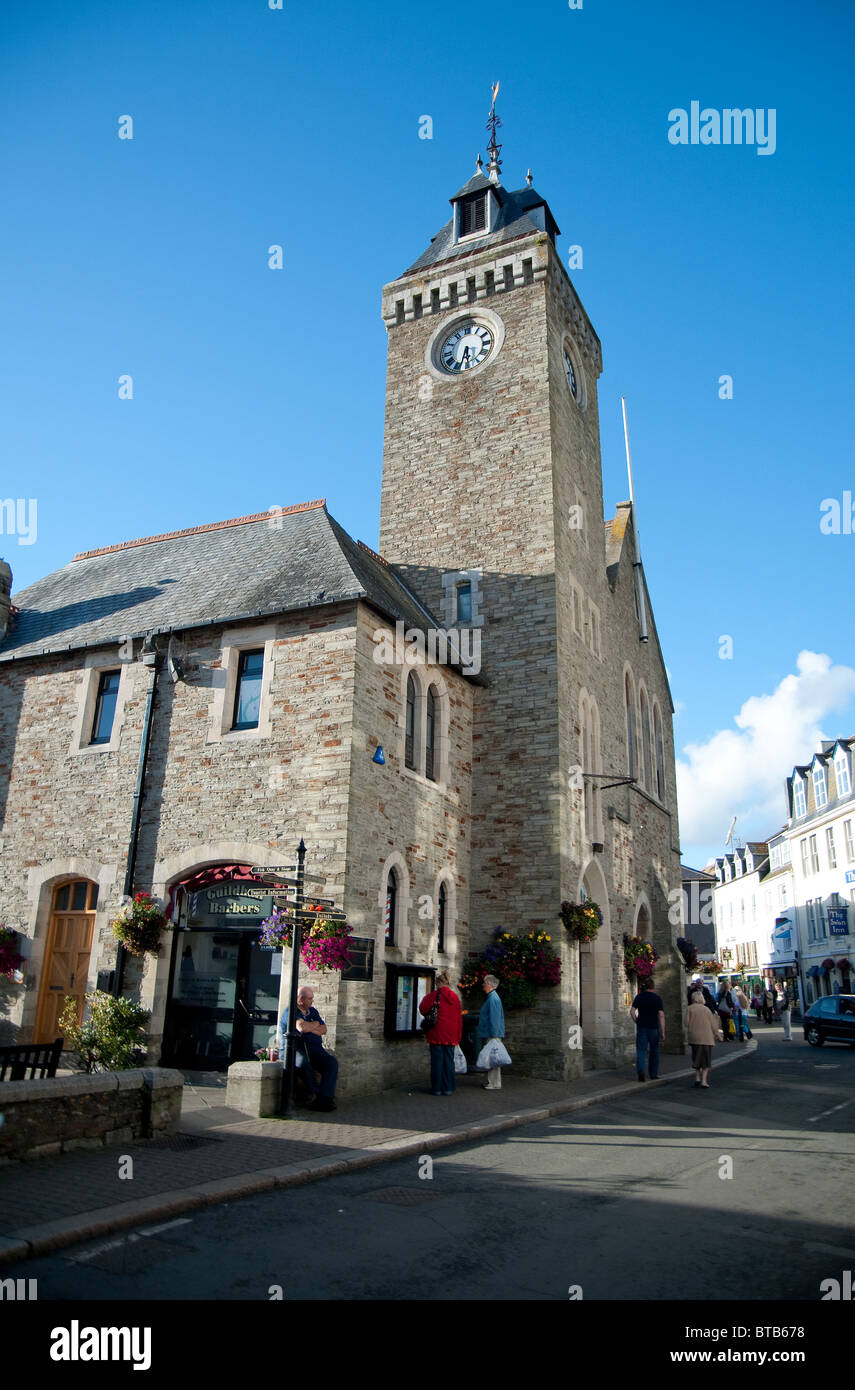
[0,1037,63,1082]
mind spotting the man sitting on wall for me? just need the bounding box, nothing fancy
[279,985,339,1112]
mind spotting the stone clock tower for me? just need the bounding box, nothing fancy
[378,117,683,1077]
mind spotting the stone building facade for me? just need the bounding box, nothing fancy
[0,139,684,1092]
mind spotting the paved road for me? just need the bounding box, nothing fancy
[12,1034,855,1301]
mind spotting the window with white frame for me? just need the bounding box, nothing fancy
[809,834,820,873]
[826,826,838,870]
[813,763,828,809]
[792,777,806,818]
[807,898,821,939]
[800,839,810,876]
[779,882,788,908]
[845,820,855,864]
[835,747,852,797]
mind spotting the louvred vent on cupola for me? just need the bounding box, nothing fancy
[460,195,487,236]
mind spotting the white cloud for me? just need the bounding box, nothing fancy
[676,651,855,851]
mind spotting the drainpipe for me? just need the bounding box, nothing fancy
[115,637,162,996]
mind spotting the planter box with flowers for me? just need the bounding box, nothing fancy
[560,900,603,944]
[111,893,168,957]
[623,934,659,980]
[459,926,561,1012]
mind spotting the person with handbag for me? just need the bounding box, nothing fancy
[716,983,734,1042]
[418,970,463,1096]
[476,973,508,1090]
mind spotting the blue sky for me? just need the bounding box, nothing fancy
[2,0,853,867]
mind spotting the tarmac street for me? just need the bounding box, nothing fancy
[4,1029,855,1301]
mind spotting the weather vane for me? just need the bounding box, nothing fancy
[486,80,502,181]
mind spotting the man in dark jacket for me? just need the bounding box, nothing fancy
[630,978,665,1081]
[687,978,717,1013]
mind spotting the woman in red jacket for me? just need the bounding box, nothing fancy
[419,970,463,1096]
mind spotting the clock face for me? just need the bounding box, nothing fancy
[440,321,494,373]
[563,346,579,399]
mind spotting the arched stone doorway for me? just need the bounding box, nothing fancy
[34,878,99,1044]
[577,858,613,1068]
[158,861,281,1071]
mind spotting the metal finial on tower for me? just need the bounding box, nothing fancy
[525,168,533,187]
[486,80,503,183]
[476,153,483,175]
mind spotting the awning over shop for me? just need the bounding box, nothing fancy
[165,864,264,922]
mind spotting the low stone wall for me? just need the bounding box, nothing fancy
[0,1068,183,1161]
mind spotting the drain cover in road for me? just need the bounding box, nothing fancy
[365,1186,446,1205]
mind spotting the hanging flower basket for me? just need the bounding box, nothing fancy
[0,926,24,980]
[560,900,603,943]
[623,934,658,979]
[259,905,355,974]
[676,937,699,972]
[111,893,167,956]
[458,926,560,1010]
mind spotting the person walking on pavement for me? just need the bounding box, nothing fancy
[779,982,794,1040]
[477,974,506,1090]
[733,983,753,1040]
[418,970,463,1095]
[687,978,717,1014]
[630,977,665,1081]
[687,989,723,1088]
[716,982,734,1041]
[751,984,764,1022]
[763,984,775,1024]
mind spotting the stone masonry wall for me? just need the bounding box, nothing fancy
[0,1067,182,1161]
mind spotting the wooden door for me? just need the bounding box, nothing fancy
[35,881,97,1044]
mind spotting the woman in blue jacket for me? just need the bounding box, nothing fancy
[477,973,506,1090]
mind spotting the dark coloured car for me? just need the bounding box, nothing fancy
[803,994,855,1047]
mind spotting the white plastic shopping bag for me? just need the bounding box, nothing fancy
[453,1044,468,1075]
[476,1037,512,1070]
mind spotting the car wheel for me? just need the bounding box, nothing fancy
[806,1026,824,1047]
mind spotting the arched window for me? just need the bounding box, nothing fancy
[625,673,636,779]
[405,674,417,770]
[639,687,651,790]
[653,703,665,801]
[425,685,437,781]
[437,882,447,953]
[385,869,398,945]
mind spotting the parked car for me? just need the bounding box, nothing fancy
[803,994,855,1047]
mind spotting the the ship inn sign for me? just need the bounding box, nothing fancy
[188,884,274,924]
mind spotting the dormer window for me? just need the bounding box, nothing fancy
[459,194,487,238]
[792,776,806,818]
[812,762,828,809]
[835,746,852,797]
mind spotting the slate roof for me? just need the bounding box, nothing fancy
[0,502,447,663]
[404,181,560,275]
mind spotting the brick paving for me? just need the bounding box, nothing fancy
[0,1042,757,1263]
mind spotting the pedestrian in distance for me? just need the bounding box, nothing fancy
[751,984,764,1021]
[716,981,735,1041]
[733,983,753,1040]
[630,977,665,1081]
[763,984,775,1024]
[476,973,507,1090]
[779,982,794,1040]
[686,977,717,1014]
[418,970,463,1096]
[687,989,723,1088]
